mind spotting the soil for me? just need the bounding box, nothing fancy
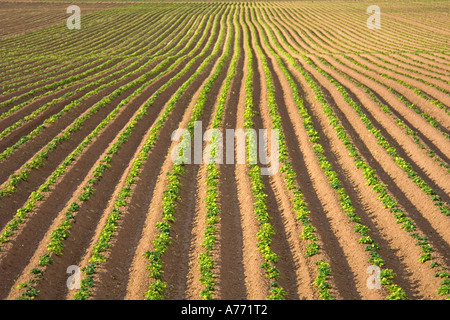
[0,0,448,301]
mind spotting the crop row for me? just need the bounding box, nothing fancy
[250,8,335,300]
[354,55,448,114]
[0,9,215,250]
[266,4,446,108]
[0,6,187,93]
[311,57,450,217]
[0,7,174,83]
[0,8,210,203]
[198,10,239,300]
[320,55,449,172]
[1,8,166,60]
[256,7,448,299]
[256,6,409,300]
[341,55,449,140]
[242,9,286,300]
[0,6,202,139]
[142,10,228,300]
[260,5,449,140]
[13,8,221,300]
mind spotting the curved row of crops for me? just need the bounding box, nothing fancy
[0,1,448,300]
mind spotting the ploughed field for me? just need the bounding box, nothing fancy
[0,0,449,300]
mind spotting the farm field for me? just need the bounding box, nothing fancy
[0,0,449,301]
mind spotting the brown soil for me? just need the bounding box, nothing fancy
[1,1,448,301]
